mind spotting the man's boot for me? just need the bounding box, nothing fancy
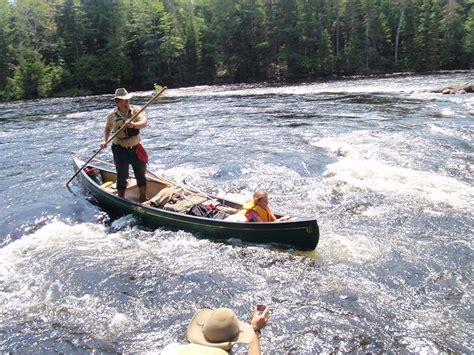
[139,186,147,203]
[117,188,125,198]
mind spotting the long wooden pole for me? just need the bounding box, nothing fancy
[65,86,167,187]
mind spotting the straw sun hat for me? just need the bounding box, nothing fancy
[187,308,254,350]
[113,87,133,100]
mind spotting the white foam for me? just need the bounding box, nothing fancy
[110,214,137,230]
[165,75,462,99]
[314,130,474,210]
[108,312,133,336]
[315,133,377,160]
[0,222,106,322]
[440,108,455,117]
[428,124,452,136]
[0,221,104,279]
[323,157,473,210]
[0,220,177,340]
[148,164,216,185]
[220,192,248,204]
[319,232,385,264]
[428,123,472,141]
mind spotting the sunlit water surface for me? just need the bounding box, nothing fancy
[0,73,473,353]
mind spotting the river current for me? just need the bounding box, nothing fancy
[0,73,473,353]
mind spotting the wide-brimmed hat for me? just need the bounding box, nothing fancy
[187,308,254,350]
[113,88,133,100]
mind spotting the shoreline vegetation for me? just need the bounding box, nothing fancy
[0,0,473,102]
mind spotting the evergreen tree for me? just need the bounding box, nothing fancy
[194,0,218,83]
[415,0,441,71]
[441,0,465,69]
[262,0,280,79]
[464,0,474,68]
[56,0,82,68]
[183,4,201,84]
[273,0,301,79]
[391,0,409,69]
[327,0,345,73]
[376,0,396,71]
[74,0,132,92]
[429,0,443,70]
[362,0,392,72]
[299,0,334,76]
[0,0,11,91]
[157,12,185,85]
[10,0,62,63]
[229,0,267,82]
[166,0,203,85]
[6,47,62,99]
[203,0,242,82]
[399,0,420,70]
[342,0,366,74]
[127,0,167,87]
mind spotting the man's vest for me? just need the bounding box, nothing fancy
[112,109,140,139]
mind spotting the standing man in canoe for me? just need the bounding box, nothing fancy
[100,88,149,202]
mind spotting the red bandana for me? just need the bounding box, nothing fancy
[136,143,148,164]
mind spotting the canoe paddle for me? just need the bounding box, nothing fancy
[65,87,167,188]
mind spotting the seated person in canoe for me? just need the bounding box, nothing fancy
[243,190,290,223]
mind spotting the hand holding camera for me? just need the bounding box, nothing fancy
[256,304,267,315]
[251,304,269,336]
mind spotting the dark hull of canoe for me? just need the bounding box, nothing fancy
[73,159,319,250]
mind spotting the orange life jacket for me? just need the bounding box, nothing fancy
[243,202,272,222]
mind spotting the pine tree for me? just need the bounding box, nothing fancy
[56,0,82,67]
[126,0,167,87]
[415,0,441,71]
[73,0,132,92]
[342,0,366,74]
[194,0,218,83]
[296,0,333,77]
[464,0,474,68]
[441,0,465,69]
[399,0,420,70]
[0,0,11,91]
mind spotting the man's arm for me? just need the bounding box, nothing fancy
[100,127,111,149]
[128,117,146,129]
[248,306,269,355]
[248,332,261,355]
[128,106,147,129]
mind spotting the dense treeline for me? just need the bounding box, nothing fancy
[0,0,472,101]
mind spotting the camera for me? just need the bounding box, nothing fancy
[256,304,267,315]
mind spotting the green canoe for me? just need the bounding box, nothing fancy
[73,158,319,250]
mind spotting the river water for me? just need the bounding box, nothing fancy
[0,73,473,353]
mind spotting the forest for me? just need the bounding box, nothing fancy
[0,0,472,101]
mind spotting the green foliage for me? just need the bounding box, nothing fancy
[463,0,474,68]
[0,0,10,90]
[0,0,470,101]
[56,0,82,67]
[440,0,465,69]
[6,48,63,100]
